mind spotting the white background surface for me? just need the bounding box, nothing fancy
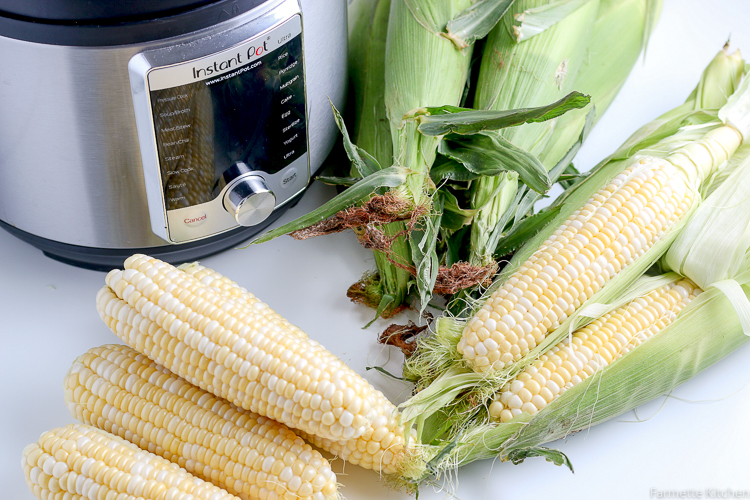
[3,1,750,499]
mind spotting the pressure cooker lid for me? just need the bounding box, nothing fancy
[0,0,268,46]
[0,0,219,22]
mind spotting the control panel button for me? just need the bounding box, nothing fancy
[223,175,276,226]
[280,167,299,189]
[183,211,208,227]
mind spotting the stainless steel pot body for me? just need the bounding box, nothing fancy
[0,0,346,249]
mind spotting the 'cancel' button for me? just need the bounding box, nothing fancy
[183,211,208,227]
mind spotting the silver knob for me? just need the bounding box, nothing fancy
[223,175,276,226]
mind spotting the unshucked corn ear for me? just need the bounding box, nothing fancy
[95,254,391,443]
[489,278,701,422]
[22,424,238,500]
[65,344,339,500]
[360,0,476,317]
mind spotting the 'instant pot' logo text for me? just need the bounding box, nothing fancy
[191,41,269,79]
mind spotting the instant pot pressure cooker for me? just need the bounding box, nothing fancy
[0,0,346,270]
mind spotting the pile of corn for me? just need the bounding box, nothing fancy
[19,4,750,500]
[23,255,424,500]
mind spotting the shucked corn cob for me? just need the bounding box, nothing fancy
[96,254,385,443]
[489,279,701,422]
[457,125,743,373]
[22,424,238,500]
[65,344,339,500]
[176,262,416,474]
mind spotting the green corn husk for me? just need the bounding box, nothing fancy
[399,48,749,439]
[345,0,410,319]
[473,0,600,157]
[538,0,664,166]
[688,43,745,112]
[365,0,476,315]
[347,0,393,172]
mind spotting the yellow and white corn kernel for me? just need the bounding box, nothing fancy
[489,279,701,423]
[96,254,384,443]
[458,158,694,372]
[297,392,416,475]
[177,263,306,341]
[65,344,338,500]
[22,423,238,500]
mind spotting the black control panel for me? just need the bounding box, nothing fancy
[149,34,306,211]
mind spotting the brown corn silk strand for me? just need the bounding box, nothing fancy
[289,193,417,240]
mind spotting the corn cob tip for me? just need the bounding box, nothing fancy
[124,253,148,268]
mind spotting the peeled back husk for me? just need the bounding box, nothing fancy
[430,271,750,471]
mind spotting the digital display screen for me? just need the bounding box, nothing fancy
[149,34,306,211]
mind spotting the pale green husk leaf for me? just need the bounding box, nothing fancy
[513,0,593,42]
[665,145,750,288]
[719,71,750,139]
[444,0,515,49]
